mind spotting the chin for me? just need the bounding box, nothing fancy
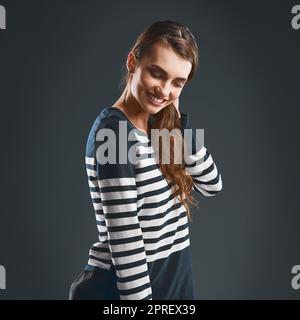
[150,106,165,114]
[145,104,165,114]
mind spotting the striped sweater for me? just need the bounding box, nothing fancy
[84,106,222,300]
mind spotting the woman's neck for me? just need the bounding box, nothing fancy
[112,88,150,134]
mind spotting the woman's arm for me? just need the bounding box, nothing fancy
[94,118,152,300]
[179,111,223,196]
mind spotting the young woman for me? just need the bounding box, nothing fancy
[69,20,222,300]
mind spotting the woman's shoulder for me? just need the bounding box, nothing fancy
[85,106,131,139]
[86,106,142,157]
[98,106,126,125]
[93,106,134,131]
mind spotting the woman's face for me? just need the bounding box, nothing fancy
[128,42,192,114]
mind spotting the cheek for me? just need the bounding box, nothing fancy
[135,73,182,102]
[131,74,144,95]
[139,72,157,89]
[131,75,151,101]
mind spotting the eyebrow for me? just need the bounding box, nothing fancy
[149,64,188,82]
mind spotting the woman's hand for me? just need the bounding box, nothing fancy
[173,97,181,118]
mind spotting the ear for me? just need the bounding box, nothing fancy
[126,51,137,73]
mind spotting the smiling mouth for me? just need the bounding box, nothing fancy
[146,92,166,105]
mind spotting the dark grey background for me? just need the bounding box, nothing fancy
[0,0,299,300]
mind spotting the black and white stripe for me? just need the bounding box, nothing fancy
[84,108,222,300]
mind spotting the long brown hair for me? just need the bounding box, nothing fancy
[119,20,200,222]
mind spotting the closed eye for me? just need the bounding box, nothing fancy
[150,70,161,78]
[149,69,184,88]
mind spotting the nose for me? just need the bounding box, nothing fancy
[155,82,171,100]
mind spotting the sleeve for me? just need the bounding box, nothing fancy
[179,111,223,196]
[94,118,152,300]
